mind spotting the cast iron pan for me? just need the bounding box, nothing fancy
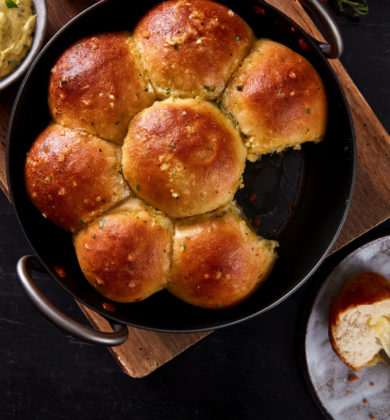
[7,0,355,346]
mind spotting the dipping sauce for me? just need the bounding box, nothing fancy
[0,0,36,79]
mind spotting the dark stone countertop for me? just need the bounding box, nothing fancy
[0,2,389,419]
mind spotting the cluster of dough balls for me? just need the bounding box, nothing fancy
[24,0,327,309]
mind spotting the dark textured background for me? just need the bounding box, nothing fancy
[1,1,389,419]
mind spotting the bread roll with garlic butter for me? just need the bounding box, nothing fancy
[329,272,390,371]
[25,124,130,232]
[122,98,246,218]
[48,32,155,144]
[73,198,173,303]
[134,0,254,99]
[223,38,327,161]
[167,205,278,309]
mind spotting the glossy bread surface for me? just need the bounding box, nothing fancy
[134,0,254,99]
[73,198,173,303]
[223,38,327,160]
[23,0,331,310]
[24,124,130,232]
[122,98,247,218]
[48,32,155,144]
[168,206,278,309]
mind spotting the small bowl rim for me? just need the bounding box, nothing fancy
[0,0,48,91]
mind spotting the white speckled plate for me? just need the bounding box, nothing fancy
[305,235,390,420]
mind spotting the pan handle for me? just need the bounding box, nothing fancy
[16,255,129,346]
[299,0,343,58]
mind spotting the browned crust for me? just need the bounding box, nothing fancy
[48,32,155,144]
[223,38,327,156]
[167,207,278,309]
[122,98,246,218]
[329,272,390,371]
[73,201,173,303]
[24,124,130,232]
[134,0,254,99]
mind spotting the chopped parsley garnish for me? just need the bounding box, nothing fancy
[135,92,140,96]
[136,184,140,191]
[203,86,212,92]
[60,80,67,86]
[195,113,200,118]
[92,233,96,239]
[99,218,105,229]
[306,108,311,114]
[80,219,84,225]
[170,143,176,148]
[143,88,149,92]
[5,0,18,8]
[180,242,186,249]
[235,35,241,41]
[174,43,179,50]
[77,44,82,48]
[166,88,171,95]
[281,57,285,62]
[215,100,223,109]
[23,44,31,51]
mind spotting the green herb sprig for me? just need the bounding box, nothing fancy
[5,0,18,9]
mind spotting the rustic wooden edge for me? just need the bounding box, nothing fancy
[77,302,211,378]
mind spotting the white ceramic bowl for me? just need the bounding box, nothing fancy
[0,0,47,91]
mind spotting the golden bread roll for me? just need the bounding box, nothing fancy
[134,0,254,99]
[122,98,246,218]
[167,206,278,309]
[73,198,173,303]
[222,38,327,161]
[48,32,155,144]
[329,272,390,371]
[25,124,130,232]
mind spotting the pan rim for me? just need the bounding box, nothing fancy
[6,0,356,333]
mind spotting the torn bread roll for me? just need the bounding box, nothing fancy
[329,272,390,371]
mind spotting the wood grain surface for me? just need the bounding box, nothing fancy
[0,0,389,378]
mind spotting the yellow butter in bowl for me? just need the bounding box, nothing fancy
[0,0,36,79]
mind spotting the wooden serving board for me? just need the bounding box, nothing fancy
[1,0,389,378]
